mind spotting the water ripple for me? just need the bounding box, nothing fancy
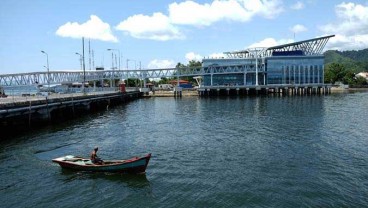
[1,94,368,207]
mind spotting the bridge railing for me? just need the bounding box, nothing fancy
[0,64,265,86]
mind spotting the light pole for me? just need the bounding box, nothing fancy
[107,49,118,88]
[82,37,86,94]
[41,50,50,92]
[107,49,120,70]
[127,59,139,87]
[127,59,136,70]
[75,52,83,70]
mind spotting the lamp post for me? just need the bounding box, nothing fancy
[75,52,83,70]
[107,49,120,70]
[127,59,139,87]
[107,49,119,88]
[41,50,50,92]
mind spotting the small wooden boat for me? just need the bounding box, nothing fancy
[52,153,151,174]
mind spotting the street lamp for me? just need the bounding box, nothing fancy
[127,59,140,87]
[41,50,50,92]
[127,59,136,70]
[107,49,120,70]
[75,52,83,70]
[107,49,120,88]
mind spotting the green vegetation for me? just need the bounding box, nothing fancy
[121,61,202,87]
[177,60,201,84]
[155,60,201,85]
[324,49,368,86]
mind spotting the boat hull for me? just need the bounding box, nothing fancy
[52,153,151,174]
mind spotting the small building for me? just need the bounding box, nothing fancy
[356,72,368,81]
[146,83,155,91]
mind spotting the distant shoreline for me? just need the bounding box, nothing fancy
[331,87,368,93]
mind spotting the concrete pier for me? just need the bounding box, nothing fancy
[0,91,142,130]
[198,84,331,97]
[174,87,182,98]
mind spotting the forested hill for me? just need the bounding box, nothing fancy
[336,49,368,62]
[324,49,368,72]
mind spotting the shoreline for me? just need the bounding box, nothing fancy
[330,87,368,93]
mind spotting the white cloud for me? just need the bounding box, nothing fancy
[115,0,283,41]
[56,15,118,42]
[253,0,285,19]
[325,34,368,51]
[290,1,304,10]
[115,12,184,41]
[147,59,176,69]
[320,2,368,50]
[247,38,294,48]
[169,0,284,26]
[185,52,203,61]
[290,24,307,34]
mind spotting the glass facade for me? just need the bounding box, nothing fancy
[202,56,324,86]
[266,56,324,85]
[203,74,243,86]
[203,73,266,86]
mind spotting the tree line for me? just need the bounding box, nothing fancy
[324,63,367,86]
[117,60,201,87]
[324,49,368,86]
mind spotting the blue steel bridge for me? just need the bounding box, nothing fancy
[0,35,334,95]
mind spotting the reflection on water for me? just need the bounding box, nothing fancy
[1,93,368,207]
[59,168,150,188]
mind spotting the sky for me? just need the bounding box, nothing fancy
[1,0,368,74]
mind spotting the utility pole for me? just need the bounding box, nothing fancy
[82,37,86,93]
[88,39,92,70]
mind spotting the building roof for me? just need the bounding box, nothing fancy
[223,35,335,59]
[169,80,189,84]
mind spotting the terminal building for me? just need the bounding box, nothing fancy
[199,35,334,95]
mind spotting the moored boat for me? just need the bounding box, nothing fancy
[52,153,151,174]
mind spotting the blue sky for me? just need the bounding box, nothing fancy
[1,0,368,74]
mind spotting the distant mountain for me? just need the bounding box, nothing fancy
[324,49,368,72]
[336,49,368,62]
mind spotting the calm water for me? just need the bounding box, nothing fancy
[1,93,368,207]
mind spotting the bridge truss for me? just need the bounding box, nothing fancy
[0,64,257,86]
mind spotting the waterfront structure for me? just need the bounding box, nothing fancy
[1,35,334,96]
[200,35,334,95]
[0,91,142,130]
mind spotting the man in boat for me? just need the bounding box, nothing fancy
[90,147,104,165]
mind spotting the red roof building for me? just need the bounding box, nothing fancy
[169,80,189,85]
